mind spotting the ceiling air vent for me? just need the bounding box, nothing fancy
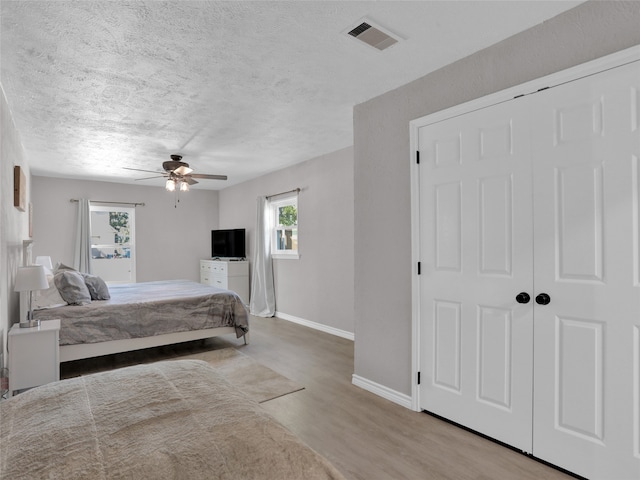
[345,19,400,52]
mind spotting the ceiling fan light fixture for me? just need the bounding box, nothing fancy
[124,155,227,193]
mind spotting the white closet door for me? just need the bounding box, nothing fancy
[531,60,640,480]
[418,100,535,451]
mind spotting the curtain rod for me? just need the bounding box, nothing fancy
[266,188,300,199]
[70,199,145,207]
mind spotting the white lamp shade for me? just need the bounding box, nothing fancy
[35,256,53,270]
[14,265,49,292]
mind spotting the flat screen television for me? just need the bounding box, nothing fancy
[211,228,246,258]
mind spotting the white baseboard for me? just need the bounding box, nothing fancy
[351,374,413,410]
[274,311,354,341]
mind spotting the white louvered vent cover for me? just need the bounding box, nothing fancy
[346,19,400,51]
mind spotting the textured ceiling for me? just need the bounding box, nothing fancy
[1,1,583,190]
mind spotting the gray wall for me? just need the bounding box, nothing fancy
[0,86,32,364]
[353,1,640,395]
[219,147,354,334]
[31,177,219,282]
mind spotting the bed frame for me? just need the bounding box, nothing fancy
[21,291,249,363]
[60,327,249,362]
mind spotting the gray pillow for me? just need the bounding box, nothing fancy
[54,262,76,272]
[54,271,92,305]
[82,274,110,300]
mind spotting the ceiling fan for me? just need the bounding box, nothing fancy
[124,154,227,192]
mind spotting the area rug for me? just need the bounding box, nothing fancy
[181,348,304,403]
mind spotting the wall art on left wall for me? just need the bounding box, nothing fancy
[29,203,33,237]
[13,165,26,211]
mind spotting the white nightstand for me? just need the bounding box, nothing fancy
[8,319,60,394]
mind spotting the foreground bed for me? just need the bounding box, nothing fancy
[0,360,345,480]
[32,280,249,362]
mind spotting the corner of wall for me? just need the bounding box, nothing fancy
[1,81,32,365]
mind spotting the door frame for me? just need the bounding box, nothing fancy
[409,45,640,412]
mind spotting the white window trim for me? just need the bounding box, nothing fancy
[272,252,300,260]
[90,204,136,283]
[270,194,299,260]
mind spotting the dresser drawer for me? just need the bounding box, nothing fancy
[211,263,227,274]
[211,275,228,289]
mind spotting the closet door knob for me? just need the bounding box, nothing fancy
[515,292,530,304]
[535,293,551,305]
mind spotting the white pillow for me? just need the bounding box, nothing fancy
[33,274,67,310]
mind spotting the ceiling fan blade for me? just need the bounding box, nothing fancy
[173,165,193,176]
[185,176,199,185]
[189,173,228,181]
[134,175,167,181]
[123,167,164,174]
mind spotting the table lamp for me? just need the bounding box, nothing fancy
[34,256,53,271]
[14,265,49,328]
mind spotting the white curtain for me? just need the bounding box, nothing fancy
[73,198,92,273]
[250,196,275,317]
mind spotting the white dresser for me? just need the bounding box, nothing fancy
[200,259,249,304]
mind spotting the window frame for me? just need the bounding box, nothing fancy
[89,204,136,283]
[270,194,299,259]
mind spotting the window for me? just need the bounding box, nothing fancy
[90,205,136,283]
[271,195,299,259]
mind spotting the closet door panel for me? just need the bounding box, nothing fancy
[532,60,640,480]
[434,182,462,272]
[555,317,605,441]
[419,100,534,452]
[433,300,462,391]
[477,306,513,409]
[479,175,513,276]
[555,163,604,282]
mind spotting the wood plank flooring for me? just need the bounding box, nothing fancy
[61,316,576,480]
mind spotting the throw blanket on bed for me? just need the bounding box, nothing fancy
[33,280,249,345]
[0,360,345,480]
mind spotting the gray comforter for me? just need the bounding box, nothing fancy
[33,280,249,345]
[0,360,345,479]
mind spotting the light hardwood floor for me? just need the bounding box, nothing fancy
[62,316,577,480]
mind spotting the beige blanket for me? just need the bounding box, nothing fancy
[0,360,345,480]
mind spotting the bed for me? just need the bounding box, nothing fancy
[31,279,249,362]
[0,360,345,479]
